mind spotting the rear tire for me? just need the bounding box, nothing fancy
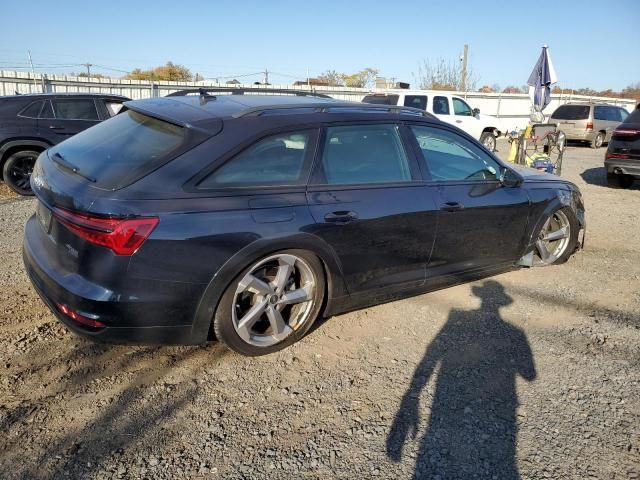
[590,132,604,149]
[214,249,325,356]
[2,150,38,196]
[480,132,496,152]
[607,172,634,189]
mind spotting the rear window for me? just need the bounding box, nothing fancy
[551,105,590,120]
[49,110,185,190]
[362,95,399,106]
[623,108,640,125]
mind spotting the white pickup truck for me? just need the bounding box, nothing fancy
[362,91,505,151]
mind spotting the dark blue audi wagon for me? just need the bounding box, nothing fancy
[23,88,585,355]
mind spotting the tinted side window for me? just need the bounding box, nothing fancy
[39,100,54,119]
[200,130,314,188]
[54,99,99,120]
[594,106,607,120]
[404,95,427,110]
[452,97,473,116]
[362,95,399,105]
[19,101,44,118]
[318,124,411,185]
[410,126,501,182]
[552,105,590,120]
[433,96,450,115]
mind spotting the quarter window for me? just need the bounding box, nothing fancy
[410,126,501,182]
[200,130,315,187]
[452,97,473,116]
[53,99,99,120]
[433,96,450,115]
[105,101,124,117]
[19,101,44,118]
[317,124,411,185]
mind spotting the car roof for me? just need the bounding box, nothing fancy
[124,93,438,132]
[0,93,130,101]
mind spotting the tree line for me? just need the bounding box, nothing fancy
[73,61,639,102]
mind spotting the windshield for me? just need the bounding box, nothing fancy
[50,110,185,190]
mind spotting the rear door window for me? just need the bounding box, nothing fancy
[315,124,412,185]
[403,95,427,110]
[199,130,316,188]
[433,96,450,115]
[53,99,99,120]
[618,108,629,122]
[594,106,607,120]
[552,105,590,120]
[49,110,185,190]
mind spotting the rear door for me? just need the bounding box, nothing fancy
[306,123,438,295]
[550,105,590,137]
[43,98,102,143]
[407,124,530,278]
[431,95,454,126]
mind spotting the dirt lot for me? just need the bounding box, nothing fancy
[0,142,639,479]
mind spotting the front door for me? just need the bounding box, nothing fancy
[306,123,438,295]
[407,124,530,278]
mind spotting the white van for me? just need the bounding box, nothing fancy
[362,91,504,151]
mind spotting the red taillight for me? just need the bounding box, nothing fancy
[605,152,630,160]
[52,208,159,255]
[612,128,640,137]
[586,122,594,130]
[56,303,105,328]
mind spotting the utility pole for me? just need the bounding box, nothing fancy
[83,63,93,78]
[263,68,269,85]
[27,50,38,91]
[460,44,468,92]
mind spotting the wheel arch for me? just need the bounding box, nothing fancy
[0,138,52,172]
[189,232,348,343]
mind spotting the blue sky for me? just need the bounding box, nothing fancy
[1,0,639,91]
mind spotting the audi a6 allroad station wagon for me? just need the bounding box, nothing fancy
[23,89,586,356]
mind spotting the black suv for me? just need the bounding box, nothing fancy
[23,89,585,356]
[0,93,129,195]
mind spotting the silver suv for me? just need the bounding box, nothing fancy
[549,102,629,148]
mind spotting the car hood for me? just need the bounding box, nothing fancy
[509,164,567,183]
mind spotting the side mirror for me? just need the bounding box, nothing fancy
[472,107,480,117]
[499,167,522,187]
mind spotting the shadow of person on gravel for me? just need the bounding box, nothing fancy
[386,280,536,479]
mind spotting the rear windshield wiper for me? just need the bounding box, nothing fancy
[51,152,96,183]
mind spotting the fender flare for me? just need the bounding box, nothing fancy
[189,232,348,343]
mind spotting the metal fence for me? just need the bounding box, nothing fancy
[2,70,636,131]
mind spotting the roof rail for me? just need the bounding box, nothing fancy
[166,87,331,99]
[234,102,437,119]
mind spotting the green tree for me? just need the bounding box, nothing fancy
[340,68,379,88]
[123,62,193,82]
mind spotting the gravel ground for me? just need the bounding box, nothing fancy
[0,141,639,479]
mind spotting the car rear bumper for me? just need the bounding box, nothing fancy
[605,159,640,177]
[23,215,207,345]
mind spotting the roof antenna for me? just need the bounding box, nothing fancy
[199,88,216,105]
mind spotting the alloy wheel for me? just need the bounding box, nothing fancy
[232,253,317,347]
[7,155,36,192]
[535,210,571,265]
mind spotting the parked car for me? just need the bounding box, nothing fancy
[0,93,129,195]
[605,104,640,188]
[23,89,585,356]
[361,91,505,151]
[548,102,629,149]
